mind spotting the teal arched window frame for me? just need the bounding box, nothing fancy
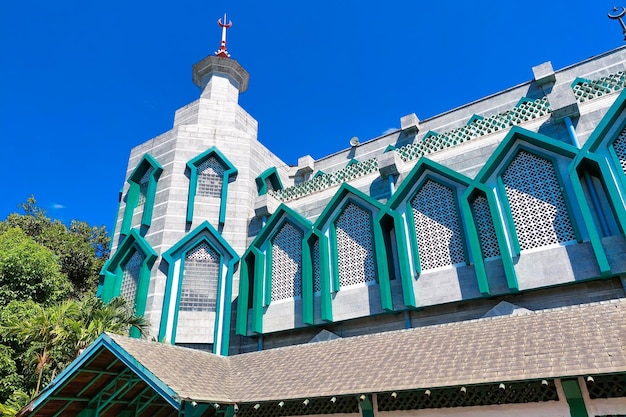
[99,229,157,337]
[236,205,312,336]
[120,154,163,236]
[186,147,237,226]
[158,221,238,355]
[255,167,284,196]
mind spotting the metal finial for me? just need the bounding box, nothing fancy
[608,7,626,41]
[216,13,233,58]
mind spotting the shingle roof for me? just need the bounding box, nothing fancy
[109,298,626,403]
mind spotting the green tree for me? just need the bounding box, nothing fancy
[0,228,71,307]
[0,345,21,403]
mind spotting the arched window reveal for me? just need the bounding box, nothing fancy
[120,250,144,305]
[270,222,303,301]
[502,151,575,250]
[335,202,376,287]
[180,242,220,312]
[411,180,465,270]
[137,168,152,207]
[470,195,501,259]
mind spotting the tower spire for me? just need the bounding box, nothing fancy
[216,13,233,58]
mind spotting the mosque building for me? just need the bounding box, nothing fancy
[20,12,626,417]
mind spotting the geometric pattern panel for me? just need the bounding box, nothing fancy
[271,222,304,302]
[377,380,559,411]
[180,242,219,312]
[197,157,225,198]
[335,202,376,287]
[120,250,143,306]
[236,396,358,417]
[587,374,626,399]
[614,126,626,175]
[573,71,626,103]
[410,180,465,270]
[502,151,575,250]
[471,195,501,258]
[137,167,152,206]
[313,239,321,293]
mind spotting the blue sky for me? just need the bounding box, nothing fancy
[0,0,622,230]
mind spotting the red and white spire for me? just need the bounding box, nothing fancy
[215,13,233,58]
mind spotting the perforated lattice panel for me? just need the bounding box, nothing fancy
[471,195,501,258]
[502,151,575,250]
[197,157,225,198]
[573,71,626,102]
[587,374,626,399]
[410,180,465,270]
[313,239,321,293]
[271,222,304,301]
[120,250,143,305]
[614,126,626,175]
[236,396,358,417]
[335,203,376,287]
[137,168,152,206]
[377,380,558,411]
[180,242,219,312]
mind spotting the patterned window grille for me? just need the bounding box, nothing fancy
[120,250,143,306]
[614,126,626,175]
[313,239,321,293]
[270,222,304,301]
[180,242,219,312]
[137,168,152,206]
[470,195,501,258]
[334,202,376,287]
[236,396,358,417]
[502,151,575,250]
[377,380,558,411]
[587,374,626,399]
[197,157,225,198]
[410,180,465,270]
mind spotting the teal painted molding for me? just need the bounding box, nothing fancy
[301,232,314,325]
[101,229,157,338]
[422,130,439,140]
[314,183,385,227]
[251,247,265,334]
[567,166,612,276]
[459,196,490,296]
[383,144,396,153]
[404,199,422,276]
[121,154,163,235]
[389,211,417,308]
[515,96,533,107]
[358,395,374,417]
[313,170,325,178]
[486,190,519,291]
[186,147,238,226]
[561,379,589,417]
[373,212,392,311]
[597,155,626,233]
[255,167,284,196]
[496,176,522,256]
[466,114,484,125]
[308,229,333,322]
[608,144,626,195]
[578,88,626,154]
[158,221,239,354]
[29,333,180,414]
[346,158,359,167]
[570,76,592,89]
[235,252,253,336]
[474,126,578,183]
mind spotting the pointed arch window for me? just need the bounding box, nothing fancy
[501,150,575,250]
[179,242,220,312]
[410,179,465,270]
[120,154,163,235]
[470,194,501,259]
[120,250,143,305]
[270,221,304,301]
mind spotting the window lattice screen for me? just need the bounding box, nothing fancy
[614,126,626,175]
[197,157,225,198]
[502,151,575,250]
[335,202,376,287]
[313,239,321,293]
[137,168,152,206]
[410,180,465,270]
[471,195,501,258]
[121,251,143,306]
[587,374,626,399]
[180,242,219,312]
[271,222,303,301]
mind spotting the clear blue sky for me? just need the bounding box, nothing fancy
[0,0,622,230]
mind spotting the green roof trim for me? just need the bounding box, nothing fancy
[121,154,163,235]
[159,221,239,354]
[256,167,284,196]
[186,147,238,226]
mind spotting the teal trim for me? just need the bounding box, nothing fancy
[121,154,163,235]
[561,379,589,417]
[466,114,484,125]
[597,154,626,233]
[568,165,612,276]
[102,230,157,337]
[264,240,273,307]
[235,252,253,336]
[460,196,490,296]
[251,247,265,334]
[302,232,314,325]
[158,221,239,355]
[30,334,180,414]
[422,130,439,140]
[308,230,333,322]
[383,145,396,153]
[255,167,284,196]
[475,126,578,183]
[570,76,592,89]
[405,199,422,276]
[329,220,341,292]
[515,96,533,107]
[485,191,519,291]
[388,211,416,307]
[186,147,238,226]
[346,158,359,167]
[313,170,325,178]
[314,183,385,227]
[373,212,392,311]
[358,395,374,417]
[578,88,626,154]
[608,144,626,194]
[496,176,522,256]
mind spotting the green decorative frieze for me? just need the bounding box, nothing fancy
[572,71,626,102]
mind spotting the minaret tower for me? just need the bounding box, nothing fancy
[102,14,289,355]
